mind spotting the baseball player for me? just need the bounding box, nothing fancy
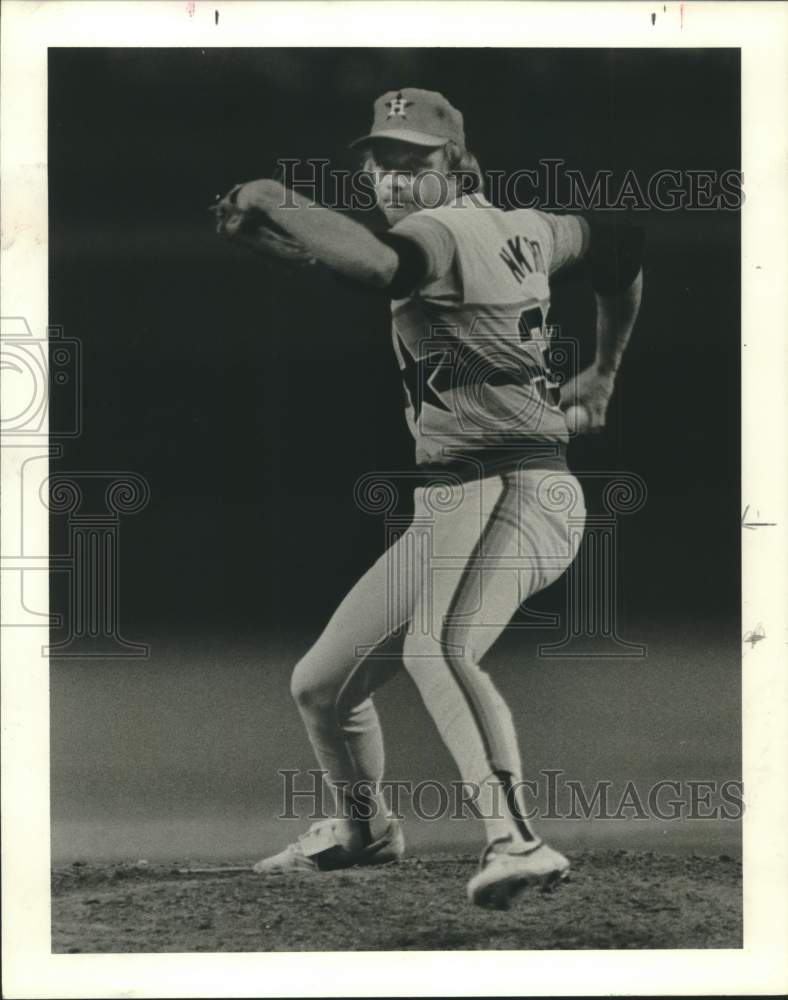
[215,89,643,909]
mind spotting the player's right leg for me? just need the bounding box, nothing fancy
[253,538,412,874]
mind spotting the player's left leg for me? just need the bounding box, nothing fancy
[399,467,585,906]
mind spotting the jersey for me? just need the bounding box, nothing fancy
[389,194,589,479]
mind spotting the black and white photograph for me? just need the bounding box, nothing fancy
[2,2,787,997]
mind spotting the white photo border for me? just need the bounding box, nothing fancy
[1,1,786,996]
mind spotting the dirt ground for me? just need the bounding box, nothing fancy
[52,849,741,953]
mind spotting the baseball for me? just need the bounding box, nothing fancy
[564,403,591,434]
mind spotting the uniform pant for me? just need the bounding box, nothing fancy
[290,468,586,845]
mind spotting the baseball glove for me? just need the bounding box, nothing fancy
[211,184,316,267]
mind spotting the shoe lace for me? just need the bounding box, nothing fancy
[479,834,544,868]
[479,835,512,868]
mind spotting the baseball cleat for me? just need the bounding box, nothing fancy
[252,815,404,874]
[467,835,570,910]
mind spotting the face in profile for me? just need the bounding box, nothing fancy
[365,140,455,223]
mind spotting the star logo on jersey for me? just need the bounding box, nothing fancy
[396,335,451,420]
[386,92,413,118]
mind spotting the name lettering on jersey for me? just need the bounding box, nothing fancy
[499,236,546,284]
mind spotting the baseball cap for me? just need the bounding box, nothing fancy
[349,88,466,149]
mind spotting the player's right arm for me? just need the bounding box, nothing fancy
[225,178,434,294]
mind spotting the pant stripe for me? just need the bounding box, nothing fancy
[439,474,535,840]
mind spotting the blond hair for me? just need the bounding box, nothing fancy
[444,141,484,194]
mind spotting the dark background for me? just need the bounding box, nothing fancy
[49,49,741,862]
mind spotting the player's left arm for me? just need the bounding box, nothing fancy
[583,252,643,423]
[545,213,644,432]
[227,178,417,291]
